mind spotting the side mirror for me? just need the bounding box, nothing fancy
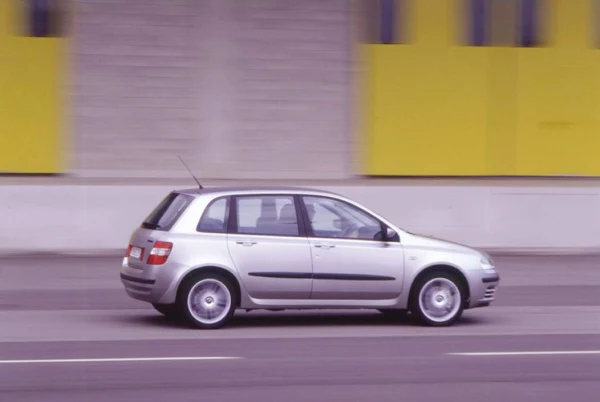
[386,228,398,241]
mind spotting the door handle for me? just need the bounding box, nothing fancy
[236,241,257,247]
[314,244,335,249]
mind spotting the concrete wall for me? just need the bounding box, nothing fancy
[3,184,600,254]
[73,0,353,179]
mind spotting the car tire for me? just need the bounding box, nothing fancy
[177,273,237,329]
[409,271,465,327]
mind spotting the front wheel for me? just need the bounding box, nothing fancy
[409,272,465,327]
[177,273,237,329]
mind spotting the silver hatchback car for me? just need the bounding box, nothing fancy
[120,186,500,329]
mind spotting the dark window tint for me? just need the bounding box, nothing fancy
[469,0,488,46]
[379,0,396,44]
[26,0,63,37]
[197,197,229,233]
[236,195,299,237]
[464,0,545,47]
[362,0,407,44]
[142,192,193,231]
[519,0,538,47]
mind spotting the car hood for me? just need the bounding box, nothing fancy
[407,232,483,256]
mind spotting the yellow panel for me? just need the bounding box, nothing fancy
[512,0,599,175]
[0,0,65,174]
[552,0,591,49]
[0,1,9,169]
[412,0,458,47]
[364,45,488,176]
[485,48,519,174]
[514,49,600,175]
[362,0,600,177]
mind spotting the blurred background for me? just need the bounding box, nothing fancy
[3,0,600,253]
[3,2,600,401]
[2,0,599,179]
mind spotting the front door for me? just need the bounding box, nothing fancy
[301,195,404,300]
[227,194,313,299]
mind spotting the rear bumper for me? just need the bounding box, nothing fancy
[119,257,187,304]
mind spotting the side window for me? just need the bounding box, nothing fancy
[302,196,383,241]
[310,202,343,233]
[197,197,229,233]
[235,195,299,236]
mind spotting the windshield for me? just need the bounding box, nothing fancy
[142,192,193,231]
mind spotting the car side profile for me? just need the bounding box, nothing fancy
[120,186,500,329]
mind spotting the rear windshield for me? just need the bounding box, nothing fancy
[142,192,194,231]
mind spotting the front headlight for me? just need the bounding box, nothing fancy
[480,256,495,270]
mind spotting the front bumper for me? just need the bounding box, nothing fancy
[467,270,500,308]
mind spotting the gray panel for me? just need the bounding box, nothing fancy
[72,0,353,179]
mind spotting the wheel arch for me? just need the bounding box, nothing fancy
[409,264,471,306]
[176,265,242,307]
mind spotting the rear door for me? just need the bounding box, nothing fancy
[227,194,313,299]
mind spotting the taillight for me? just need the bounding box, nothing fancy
[125,244,133,257]
[147,241,173,265]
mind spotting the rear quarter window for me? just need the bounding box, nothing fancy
[142,192,194,231]
[197,197,230,233]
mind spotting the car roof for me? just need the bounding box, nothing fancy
[176,185,342,198]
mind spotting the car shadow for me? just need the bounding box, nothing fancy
[228,310,416,328]
[117,308,488,329]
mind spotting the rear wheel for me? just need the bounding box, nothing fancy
[409,271,464,327]
[177,273,237,329]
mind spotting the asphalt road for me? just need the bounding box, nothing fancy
[1,255,600,401]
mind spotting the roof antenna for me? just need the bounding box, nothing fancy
[178,155,203,189]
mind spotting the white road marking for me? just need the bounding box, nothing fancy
[448,350,600,357]
[0,356,243,365]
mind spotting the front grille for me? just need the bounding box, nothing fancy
[483,286,497,300]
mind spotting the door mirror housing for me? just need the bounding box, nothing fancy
[385,227,399,242]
